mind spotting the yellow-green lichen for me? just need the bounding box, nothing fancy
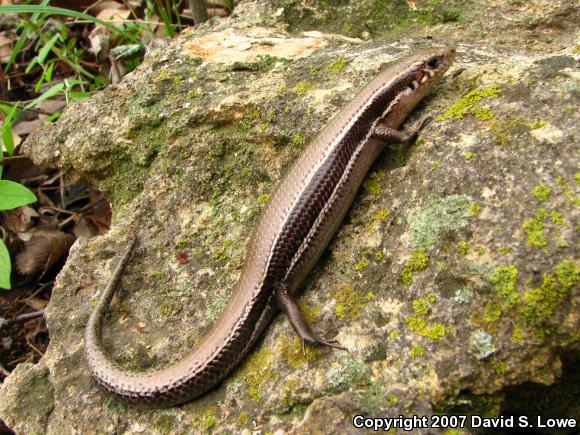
[493,361,507,374]
[530,119,548,129]
[327,57,347,74]
[365,208,390,233]
[332,284,373,319]
[354,257,369,271]
[464,151,474,160]
[458,241,469,256]
[484,303,502,322]
[490,265,519,307]
[257,194,270,205]
[238,411,249,425]
[374,251,384,262]
[511,324,523,344]
[362,178,381,195]
[278,335,319,368]
[555,260,579,292]
[389,330,399,340]
[400,250,430,285]
[413,299,430,316]
[437,85,502,121]
[522,209,547,248]
[531,183,552,202]
[522,274,560,325]
[548,210,565,226]
[422,323,446,340]
[291,133,305,147]
[469,202,481,217]
[235,347,274,402]
[472,108,495,120]
[407,316,427,332]
[292,81,314,96]
[410,344,425,358]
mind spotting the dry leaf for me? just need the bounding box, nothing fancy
[15,230,75,276]
[3,205,39,241]
[0,32,13,63]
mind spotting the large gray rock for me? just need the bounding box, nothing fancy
[1,0,578,433]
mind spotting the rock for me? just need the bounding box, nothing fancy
[1,0,578,433]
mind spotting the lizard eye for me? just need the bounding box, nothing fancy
[426,58,440,69]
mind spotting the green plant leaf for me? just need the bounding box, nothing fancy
[37,33,60,65]
[0,5,142,45]
[0,180,37,210]
[0,239,10,289]
[0,104,19,155]
[24,83,64,111]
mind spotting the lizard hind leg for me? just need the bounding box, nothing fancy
[274,282,346,355]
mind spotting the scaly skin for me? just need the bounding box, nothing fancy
[85,47,456,406]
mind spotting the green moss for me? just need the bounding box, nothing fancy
[365,208,390,233]
[332,284,372,319]
[413,299,430,315]
[555,260,579,293]
[278,335,319,368]
[469,202,481,217]
[493,361,507,374]
[472,108,495,120]
[400,250,430,285]
[484,303,502,322]
[159,298,182,318]
[530,119,548,129]
[407,195,473,249]
[458,241,469,256]
[547,210,565,226]
[523,213,547,248]
[291,133,304,148]
[354,258,369,271]
[464,151,474,160]
[238,411,249,425]
[292,81,314,96]
[522,274,559,325]
[231,55,281,72]
[407,316,427,332]
[437,85,502,121]
[257,193,270,205]
[511,324,523,344]
[531,183,552,202]
[235,347,274,402]
[410,344,425,358]
[499,246,512,254]
[422,323,446,340]
[490,265,519,307]
[362,178,381,195]
[326,57,347,74]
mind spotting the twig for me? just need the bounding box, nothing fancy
[0,310,44,330]
[0,155,29,162]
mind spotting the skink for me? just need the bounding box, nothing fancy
[85,47,455,406]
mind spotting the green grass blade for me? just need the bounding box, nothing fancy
[37,33,60,65]
[0,5,142,45]
[24,83,64,111]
